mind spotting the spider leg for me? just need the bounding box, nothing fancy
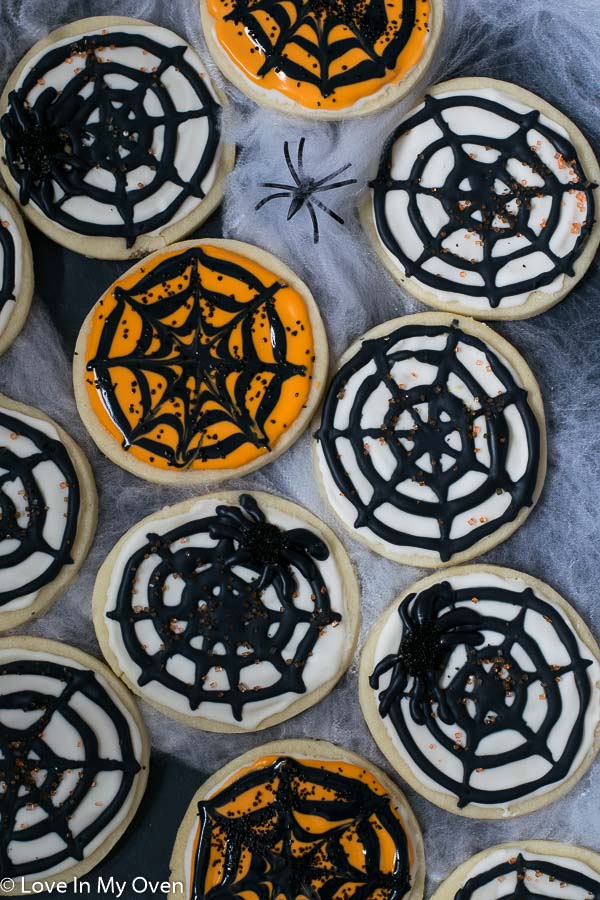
[312,177,358,193]
[260,182,297,190]
[305,201,320,243]
[284,141,302,186]
[311,162,354,189]
[255,191,293,211]
[297,136,306,181]
[310,197,344,225]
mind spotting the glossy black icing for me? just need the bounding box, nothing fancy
[370,580,594,808]
[192,756,412,900]
[0,656,140,878]
[1,29,221,247]
[372,92,596,308]
[107,494,340,721]
[0,409,80,607]
[315,320,541,562]
[224,0,422,99]
[0,218,16,323]
[456,852,600,899]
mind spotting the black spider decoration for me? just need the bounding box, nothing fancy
[256,138,357,243]
[192,756,412,900]
[370,580,594,808]
[0,657,140,879]
[108,494,341,721]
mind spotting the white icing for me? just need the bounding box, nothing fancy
[103,497,349,728]
[0,646,144,880]
[459,847,600,899]
[375,86,590,311]
[12,24,222,239]
[0,407,73,612]
[0,201,23,336]
[316,327,533,562]
[371,572,600,811]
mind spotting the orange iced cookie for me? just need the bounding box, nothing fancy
[74,239,327,484]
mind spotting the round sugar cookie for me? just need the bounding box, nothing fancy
[431,841,600,900]
[359,565,600,819]
[74,239,328,484]
[93,490,360,732]
[366,77,600,319]
[168,739,425,900]
[0,16,235,260]
[0,394,97,632]
[313,312,546,567]
[0,188,33,356]
[200,0,444,119]
[0,636,149,894]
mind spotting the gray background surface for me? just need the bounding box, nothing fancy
[0,0,599,896]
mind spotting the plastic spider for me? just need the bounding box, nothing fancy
[255,138,357,243]
[210,493,329,590]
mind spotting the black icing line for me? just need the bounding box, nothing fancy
[371,92,596,307]
[370,581,593,808]
[456,852,600,899]
[1,31,221,247]
[315,321,540,562]
[107,494,340,721]
[0,410,80,606]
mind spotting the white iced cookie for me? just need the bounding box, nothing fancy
[0,394,97,632]
[0,188,33,356]
[360,565,600,819]
[314,312,546,568]
[0,16,234,260]
[93,491,360,731]
[168,739,424,900]
[0,636,149,894]
[366,77,600,319]
[431,841,600,900]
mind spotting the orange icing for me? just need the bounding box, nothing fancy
[83,244,314,471]
[190,754,416,894]
[206,0,431,110]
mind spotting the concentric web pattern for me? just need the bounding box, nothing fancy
[87,247,308,469]
[456,853,600,900]
[0,657,140,878]
[222,0,420,96]
[0,219,16,324]
[0,29,221,246]
[372,93,595,308]
[193,756,412,900]
[316,322,540,562]
[370,581,594,808]
[108,495,340,721]
[0,409,80,607]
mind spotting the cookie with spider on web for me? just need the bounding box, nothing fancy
[0,636,148,892]
[359,565,600,819]
[364,77,600,320]
[168,739,425,900]
[0,188,33,357]
[73,239,328,484]
[0,16,235,260]
[430,842,600,900]
[0,394,97,632]
[93,491,360,731]
[200,0,443,118]
[313,312,546,568]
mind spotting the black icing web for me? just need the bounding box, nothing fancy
[256,138,357,243]
[0,409,80,607]
[456,852,600,899]
[1,31,221,247]
[223,0,422,99]
[370,580,594,808]
[0,219,17,321]
[108,494,341,721]
[0,657,140,878]
[193,756,411,900]
[87,246,308,468]
[372,93,596,307]
[316,321,541,562]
